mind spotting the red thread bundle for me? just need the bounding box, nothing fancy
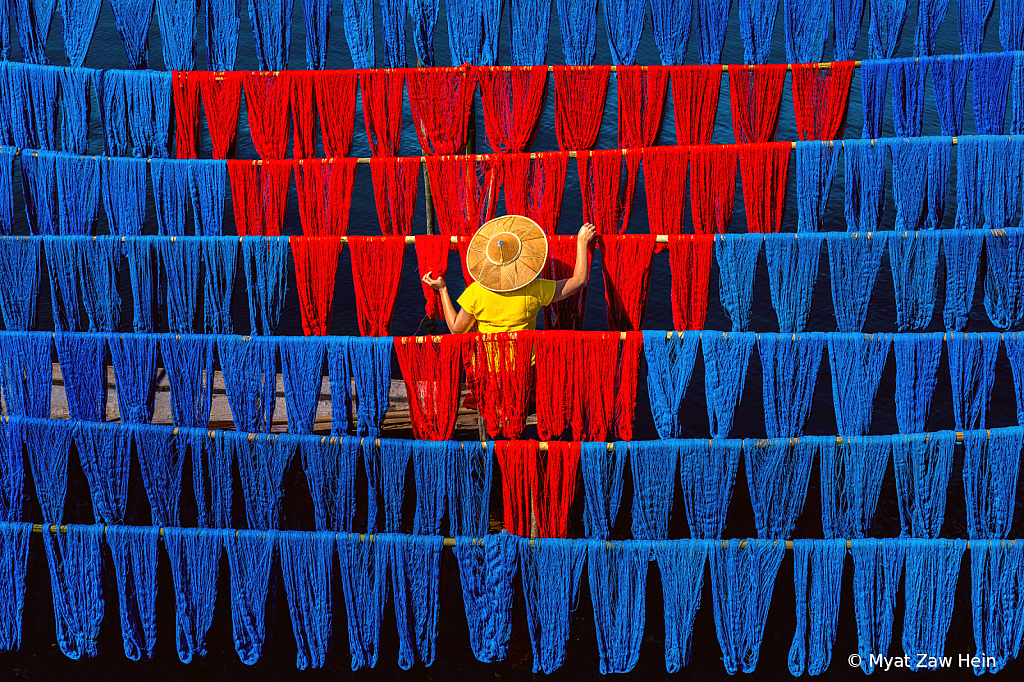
[291,236,343,335]
[463,332,535,439]
[792,62,855,141]
[671,65,721,145]
[415,234,451,319]
[668,234,713,330]
[426,155,502,238]
[577,149,641,235]
[478,65,548,153]
[289,71,317,159]
[553,65,610,151]
[370,156,420,236]
[728,64,787,144]
[295,158,357,236]
[199,71,243,159]
[599,234,658,332]
[348,236,406,336]
[172,71,201,159]
[542,235,592,331]
[643,146,688,235]
[244,72,293,160]
[739,141,791,234]
[495,440,580,538]
[394,335,467,440]
[407,66,477,155]
[502,151,568,235]
[361,70,405,157]
[535,331,575,439]
[314,71,357,157]
[689,145,738,235]
[616,65,669,149]
[227,160,292,236]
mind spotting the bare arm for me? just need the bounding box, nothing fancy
[422,273,477,333]
[551,223,597,303]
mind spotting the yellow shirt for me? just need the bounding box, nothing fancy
[457,279,557,333]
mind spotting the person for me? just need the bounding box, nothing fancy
[421,222,597,333]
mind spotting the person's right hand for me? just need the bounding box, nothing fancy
[578,223,597,246]
[421,272,447,291]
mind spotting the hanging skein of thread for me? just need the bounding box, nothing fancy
[630,441,679,540]
[891,137,952,232]
[820,435,891,537]
[247,0,293,69]
[537,443,581,538]
[542,236,591,330]
[889,231,942,331]
[189,160,227,236]
[671,66,721,144]
[850,539,905,673]
[217,335,278,433]
[445,0,501,64]
[891,57,928,137]
[336,534,385,670]
[12,0,55,65]
[506,0,549,64]
[788,539,846,676]
[55,152,100,235]
[416,235,451,320]
[792,62,854,141]
[463,332,535,440]
[702,331,755,438]
[1005,334,1024,426]
[301,0,330,68]
[930,54,972,136]
[902,539,967,670]
[172,71,201,158]
[844,139,888,232]
[578,150,641,235]
[892,332,942,433]
[0,237,41,331]
[370,157,420,236]
[295,159,357,236]
[300,435,358,531]
[602,0,645,64]
[410,441,456,536]
[74,422,130,524]
[784,0,831,63]
[426,156,502,237]
[710,538,786,674]
[278,531,333,669]
[124,70,173,158]
[348,236,405,336]
[616,66,668,148]
[279,336,326,433]
[580,441,626,539]
[105,525,159,660]
[759,332,827,438]
[291,236,342,336]
[376,0,405,66]
[159,237,202,333]
[342,336,393,437]
[695,0,730,63]
[131,423,185,526]
[642,146,687,235]
[657,540,710,671]
[59,68,90,155]
[534,332,574,438]
[365,440,412,534]
[198,71,243,159]
[970,540,1024,673]
[0,522,31,649]
[614,332,643,442]
[202,237,237,333]
[43,236,82,332]
[42,524,105,660]
[55,332,108,422]
[715,233,761,331]
[690,145,738,234]
[963,427,1024,539]
[827,333,891,437]
[493,441,536,537]
[740,142,791,234]
[241,235,288,335]
[947,332,1000,431]
[236,433,297,530]
[0,332,52,418]
[974,53,1013,135]
[914,0,951,55]
[868,0,909,58]
[150,159,188,236]
[958,0,995,52]
[643,331,699,439]
[452,533,516,663]
[157,0,197,70]
[339,0,373,67]
[680,439,741,538]
[361,70,404,157]
[448,441,493,536]
[520,538,587,674]
[668,235,713,331]
[395,335,465,440]
[503,152,567,234]
[226,529,276,664]
[599,234,656,330]
[893,431,957,537]
[312,71,357,157]
[108,333,158,424]
[984,228,1024,330]
[744,437,820,538]
[980,136,1023,231]
[407,66,476,155]
[108,0,155,68]
[552,65,610,151]
[826,231,887,332]
[78,237,122,332]
[738,0,779,64]
[58,0,101,68]
[388,533,447,669]
[572,332,619,441]
[408,0,438,65]
[17,417,70,523]
[555,0,598,65]
[729,64,786,144]
[21,150,58,235]
[227,160,292,236]
[648,0,690,63]
[192,431,231,528]
[243,72,292,160]
[478,66,548,153]
[588,541,648,674]
[942,230,983,331]
[158,334,214,428]
[794,141,839,232]
[8,65,58,150]
[292,75,322,158]
[859,59,889,139]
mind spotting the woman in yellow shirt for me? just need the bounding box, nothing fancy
[421,223,596,333]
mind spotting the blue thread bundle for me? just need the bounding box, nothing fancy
[828,333,890,436]
[643,331,699,439]
[58,0,100,67]
[234,432,296,530]
[226,529,276,664]
[702,331,755,438]
[59,68,90,155]
[150,159,188,237]
[556,0,598,65]
[279,531,334,668]
[833,0,863,59]
[78,237,122,332]
[0,239,40,331]
[891,57,927,137]
[984,228,1024,329]
[580,441,626,539]
[132,424,185,526]
[649,0,689,64]
[827,232,888,332]
[202,237,237,333]
[0,523,31,651]
[159,334,214,429]
[890,137,951,232]
[448,442,492,536]
[205,0,239,70]
[325,338,353,435]
[55,153,100,235]
[453,533,517,662]
[301,436,358,531]
[163,527,222,663]
[680,438,740,538]
[302,0,331,69]
[337,533,385,669]
[656,540,710,671]
[820,435,891,537]
[744,437,819,538]
[980,137,1022,230]
[1006,333,1024,424]
[74,422,130,524]
[889,231,941,331]
[157,0,197,70]
[411,440,455,535]
[973,53,1013,135]
[902,539,967,670]
[0,148,13,235]
[970,540,1024,674]
[947,332,999,431]
[588,540,648,673]
[930,54,972,135]
[738,0,778,64]
[0,422,23,522]
[794,141,839,233]
[0,332,52,418]
[241,236,288,336]
[850,539,905,673]
[893,431,957,538]
[160,238,201,333]
[844,139,888,232]
[248,0,294,70]
[382,533,444,669]
[42,524,105,659]
[602,0,646,65]
[715,234,762,332]
[913,0,950,55]
[893,332,943,433]
[378,0,407,68]
[630,440,678,540]
[784,0,830,63]
[279,337,326,434]
[194,431,231,528]
[109,334,158,425]
[12,0,55,64]
[109,0,156,68]
[942,229,984,330]
[758,332,826,438]
[956,137,984,231]
[106,525,159,660]
[189,160,227,236]
[340,0,374,68]
[860,59,889,138]
[55,332,107,422]
[788,539,846,676]
[963,427,1024,539]
[868,0,908,58]
[366,439,412,534]
[102,157,147,236]
[343,336,392,437]
[44,237,81,331]
[520,537,586,673]
[958,0,994,52]
[124,237,156,333]
[764,233,823,333]
[695,0,730,64]
[218,335,277,433]
[409,0,437,65]
[21,150,57,235]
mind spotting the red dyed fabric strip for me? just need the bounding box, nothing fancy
[291,236,343,336]
[227,159,292,236]
[739,141,791,234]
[415,234,451,319]
[729,64,787,144]
[394,335,466,440]
[349,236,406,337]
[502,151,568,235]
[407,66,476,156]
[199,71,243,159]
[542,235,592,331]
[244,72,293,160]
[478,65,548,153]
[599,234,658,332]
[671,65,721,145]
[295,158,357,236]
[577,148,641,235]
[314,71,357,157]
[370,156,420,236]
[617,65,669,149]
[689,144,738,235]
[668,234,713,330]
[553,65,610,151]
[792,61,855,141]
[464,331,536,440]
[172,71,201,159]
[361,70,405,157]
[643,146,688,235]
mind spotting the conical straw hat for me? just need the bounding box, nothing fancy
[466,215,548,292]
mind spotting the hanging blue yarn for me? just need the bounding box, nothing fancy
[189,160,226,237]
[508,0,550,65]
[78,237,122,332]
[324,337,353,435]
[891,58,927,137]
[0,239,41,331]
[974,53,1013,135]
[963,427,1024,539]
[193,430,231,528]
[787,539,846,676]
[448,442,492,537]
[844,139,888,232]
[602,0,646,65]
[0,421,22,523]
[784,0,830,63]
[101,157,147,238]
[827,333,891,437]
[453,533,518,662]
[344,336,393,437]
[109,0,156,68]
[57,68,90,156]
[1002,0,1023,49]
[233,432,296,530]
[55,153,100,235]
[889,231,942,331]
[0,523,31,651]
[157,0,197,70]
[42,524,105,660]
[132,423,185,525]
[412,440,457,535]
[795,141,839,233]
[159,238,201,333]
[956,137,983,231]
[890,137,951,232]
[162,527,221,663]
[241,236,288,336]
[43,236,82,331]
[408,0,437,64]
[381,532,445,669]
[820,435,891,537]
[150,159,187,237]
[55,332,107,422]
[248,0,294,70]
[202,238,237,334]
[902,539,967,671]
[124,237,156,333]
[226,529,276,665]
[12,64,59,150]
[279,530,334,669]
[738,0,778,64]
[0,332,52,418]
[758,332,826,439]
[970,540,1024,673]
[159,334,214,428]
[893,332,942,433]
[1013,54,1024,135]
[832,0,863,60]
[58,0,101,68]
[702,331,756,438]
[340,0,374,67]
[930,55,972,136]
[695,0,731,64]
[205,0,239,69]
[302,0,330,69]
[105,525,159,660]
[96,70,129,156]
[981,136,1023,230]
[300,435,359,531]
[959,0,994,52]
[520,537,587,674]
[280,337,325,434]
[108,333,157,424]
[588,541,647,674]
[860,59,890,139]
[12,0,55,64]
[1005,333,1024,424]
[556,0,598,65]
[366,439,412,534]
[447,0,502,65]
[984,228,1024,329]
[913,0,950,55]
[0,149,12,235]
[643,330,699,439]
[744,437,820,538]
[133,71,172,158]
[580,441,626,539]
[630,440,679,540]
[892,431,957,538]
[0,0,7,59]
[73,422,130,524]
[947,332,999,431]
[20,150,57,235]
[679,438,741,538]
[218,335,277,433]
[656,540,709,671]
[764,233,824,334]
[715,234,762,332]
[337,533,386,670]
[850,539,905,673]
[710,538,785,674]
[867,0,908,58]
[378,0,407,68]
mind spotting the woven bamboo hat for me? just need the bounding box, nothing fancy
[466,215,549,292]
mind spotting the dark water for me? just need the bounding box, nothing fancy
[4,2,1024,680]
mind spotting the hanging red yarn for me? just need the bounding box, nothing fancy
[535,331,574,439]
[289,71,317,159]
[613,332,641,441]
[348,235,406,336]
[294,158,357,236]
[407,66,476,155]
[463,331,535,439]
[792,61,855,141]
[643,146,688,235]
[314,70,357,157]
[394,335,467,440]
[172,71,201,159]
[243,72,293,160]
[227,160,292,236]
[370,156,420,236]
[415,234,451,319]
[199,71,244,159]
[616,65,669,149]
[542,235,592,330]
[535,442,580,538]
[668,234,714,330]
[598,234,658,332]
[552,65,611,151]
[478,65,548,153]
[671,65,722,145]
[426,155,502,238]
[361,69,405,157]
[572,331,618,441]
[728,63,787,144]
[494,440,538,537]
[291,236,343,335]
[577,149,641,235]
[739,141,791,234]
[502,151,568,235]
[689,145,738,235]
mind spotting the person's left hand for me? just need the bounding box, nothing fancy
[422,272,447,291]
